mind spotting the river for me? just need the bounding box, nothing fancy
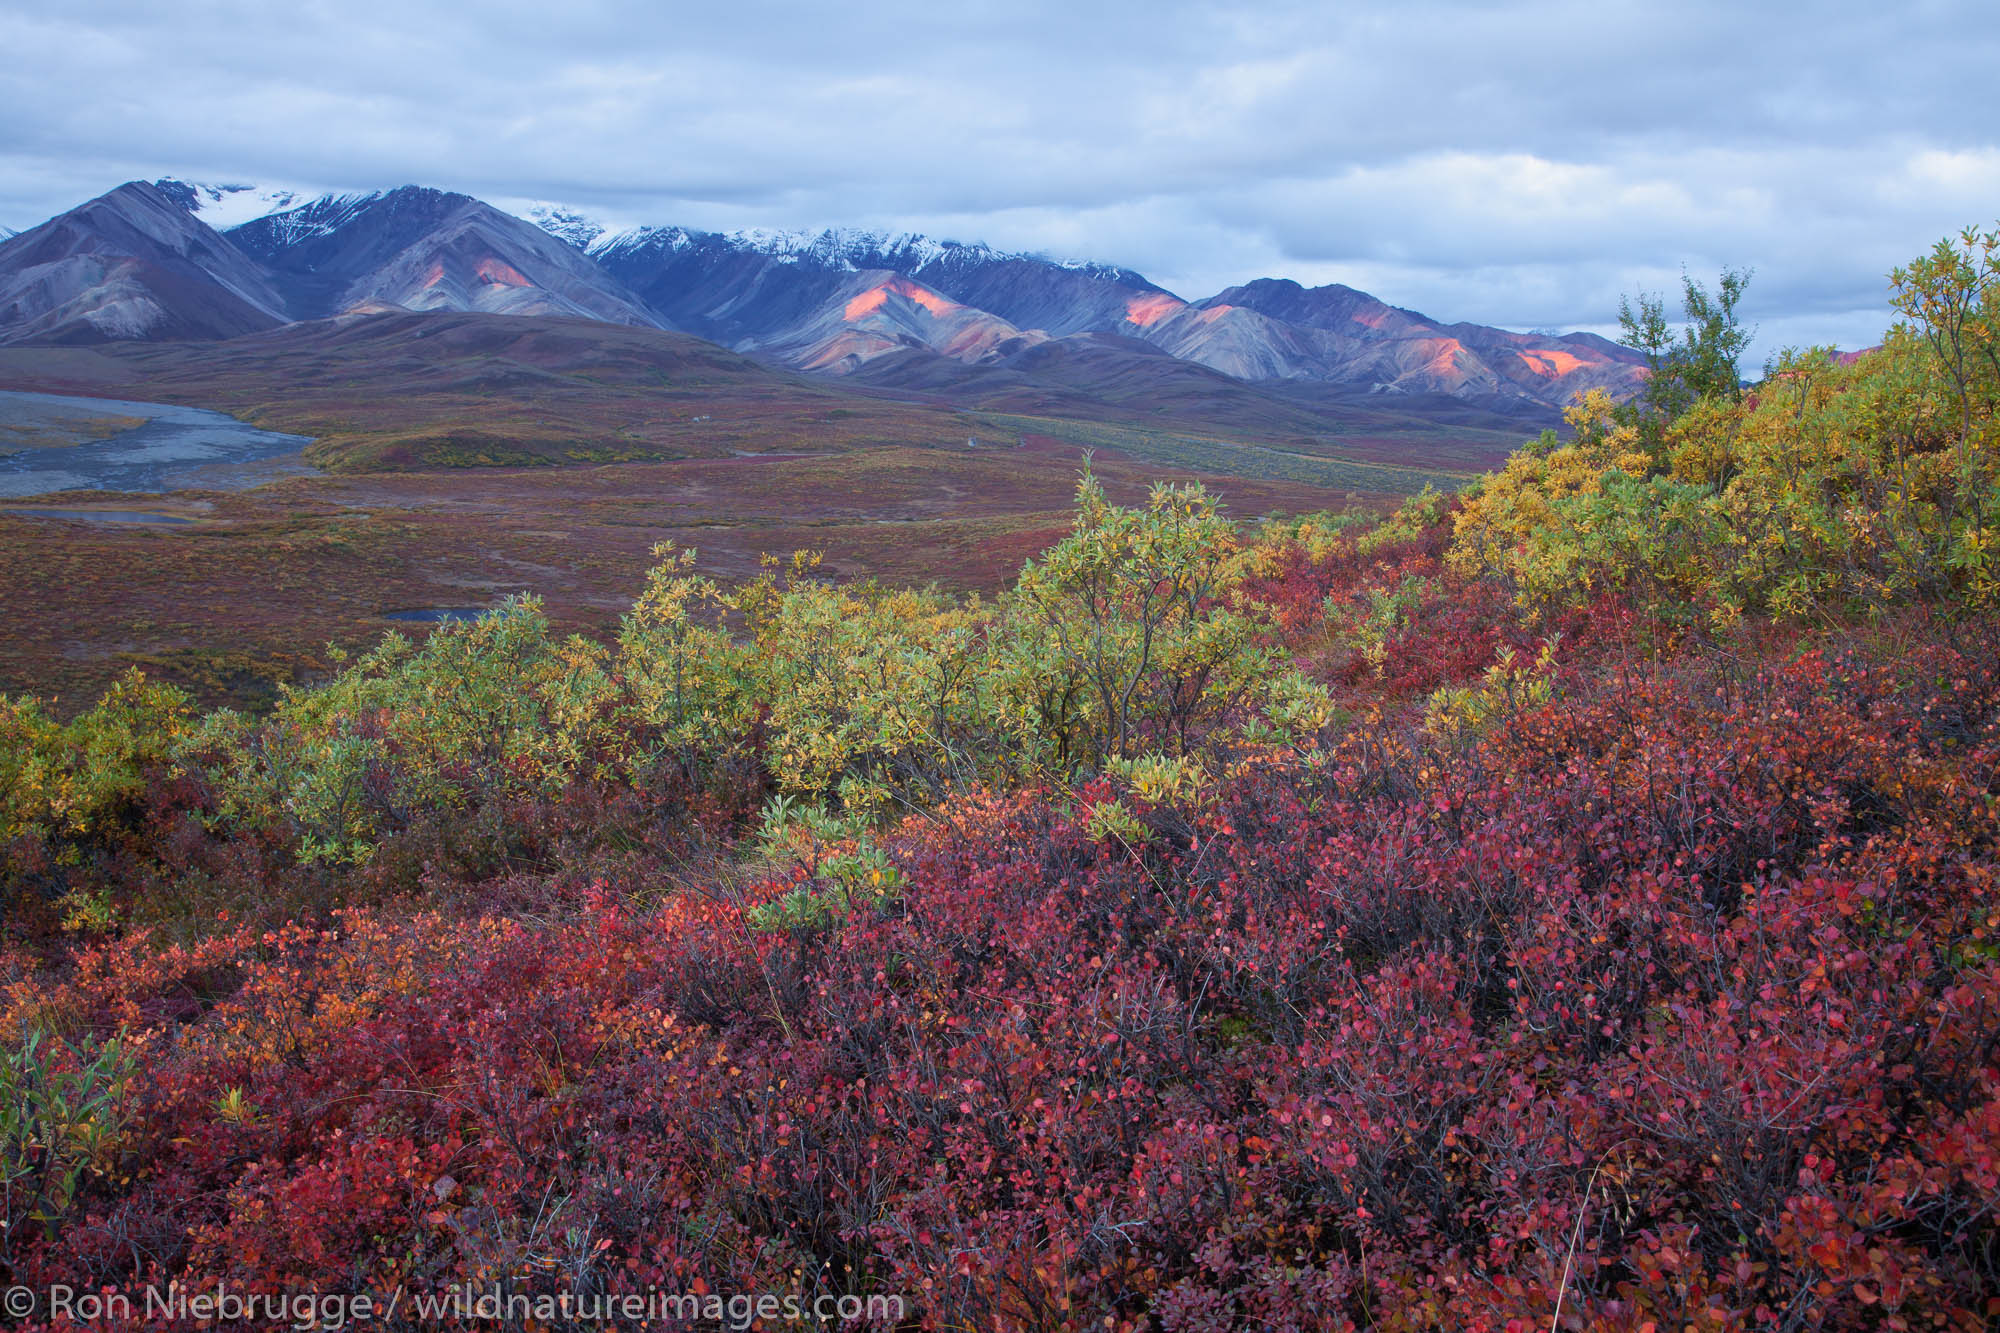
[0,389,317,496]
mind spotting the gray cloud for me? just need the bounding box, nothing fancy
[3,0,1995,366]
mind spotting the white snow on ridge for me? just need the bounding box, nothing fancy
[495,192,1101,277]
[586,225,698,259]
[715,226,1142,284]
[498,199,646,254]
[171,181,1146,287]
[245,192,387,245]
[532,210,1120,280]
[170,181,326,230]
[727,226,996,272]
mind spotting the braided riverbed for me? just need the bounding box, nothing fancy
[0,389,315,496]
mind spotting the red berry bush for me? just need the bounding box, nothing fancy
[1,615,1992,1330]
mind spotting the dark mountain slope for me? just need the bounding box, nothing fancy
[0,179,1642,439]
[0,183,289,346]
[583,227,851,346]
[1183,278,1646,405]
[584,226,1173,348]
[740,271,1045,373]
[579,223,1642,411]
[229,189,667,328]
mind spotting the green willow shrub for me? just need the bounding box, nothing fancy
[0,670,190,849]
[194,597,614,863]
[1452,229,2000,621]
[1355,484,1448,558]
[164,476,1337,865]
[745,580,994,810]
[998,471,1328,771]
[2,670,191,921]
[1,1027,134,1248]
[621,476,1333,811]
[619,545,1000,811]
[1890,223,1999,458]
[617,542,755,767]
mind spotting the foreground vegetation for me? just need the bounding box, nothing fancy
[1,232,1997,1330]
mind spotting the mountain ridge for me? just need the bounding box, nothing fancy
[225,186,671,328]
[0,182,289,346]
[0,178,1647,423]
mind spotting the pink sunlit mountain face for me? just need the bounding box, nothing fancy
[0,180,1646,430]
[224,187,669,328]
[552,218,1646,416]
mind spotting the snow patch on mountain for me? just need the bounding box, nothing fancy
[241,192,397,246]
[725,227,950,270]
[153,179,327,230]
[348,189,1153,292]
[721,226,1126,279]
[501,199,646,252]
[524,208,1139,286]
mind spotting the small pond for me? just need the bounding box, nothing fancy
[380,607,492,623]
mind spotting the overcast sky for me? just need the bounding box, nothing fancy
[4,0,1996,366]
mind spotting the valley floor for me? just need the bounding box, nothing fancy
[0,435,1389,713]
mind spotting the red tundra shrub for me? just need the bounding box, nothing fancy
[2,616,1996,1330]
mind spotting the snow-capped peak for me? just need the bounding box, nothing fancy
[721,226,994,272]
[499,192,1120,276]
[585,225,699,259]
[716,226,1144,285]
[501,200,646,254]
[493,188,1157,287]
[611,219,1114,275]
[236,191,396,245]
[153,179,326,230]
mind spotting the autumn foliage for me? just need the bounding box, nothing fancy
[0,231,1997,1330]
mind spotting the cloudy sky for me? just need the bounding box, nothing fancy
[4,0,1995,365]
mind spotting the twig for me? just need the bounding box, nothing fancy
[1550,1156,1606,1333]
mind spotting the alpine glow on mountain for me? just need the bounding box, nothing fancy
[0,178,1649,419]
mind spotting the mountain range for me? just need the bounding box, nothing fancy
[0,179,1645,425]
